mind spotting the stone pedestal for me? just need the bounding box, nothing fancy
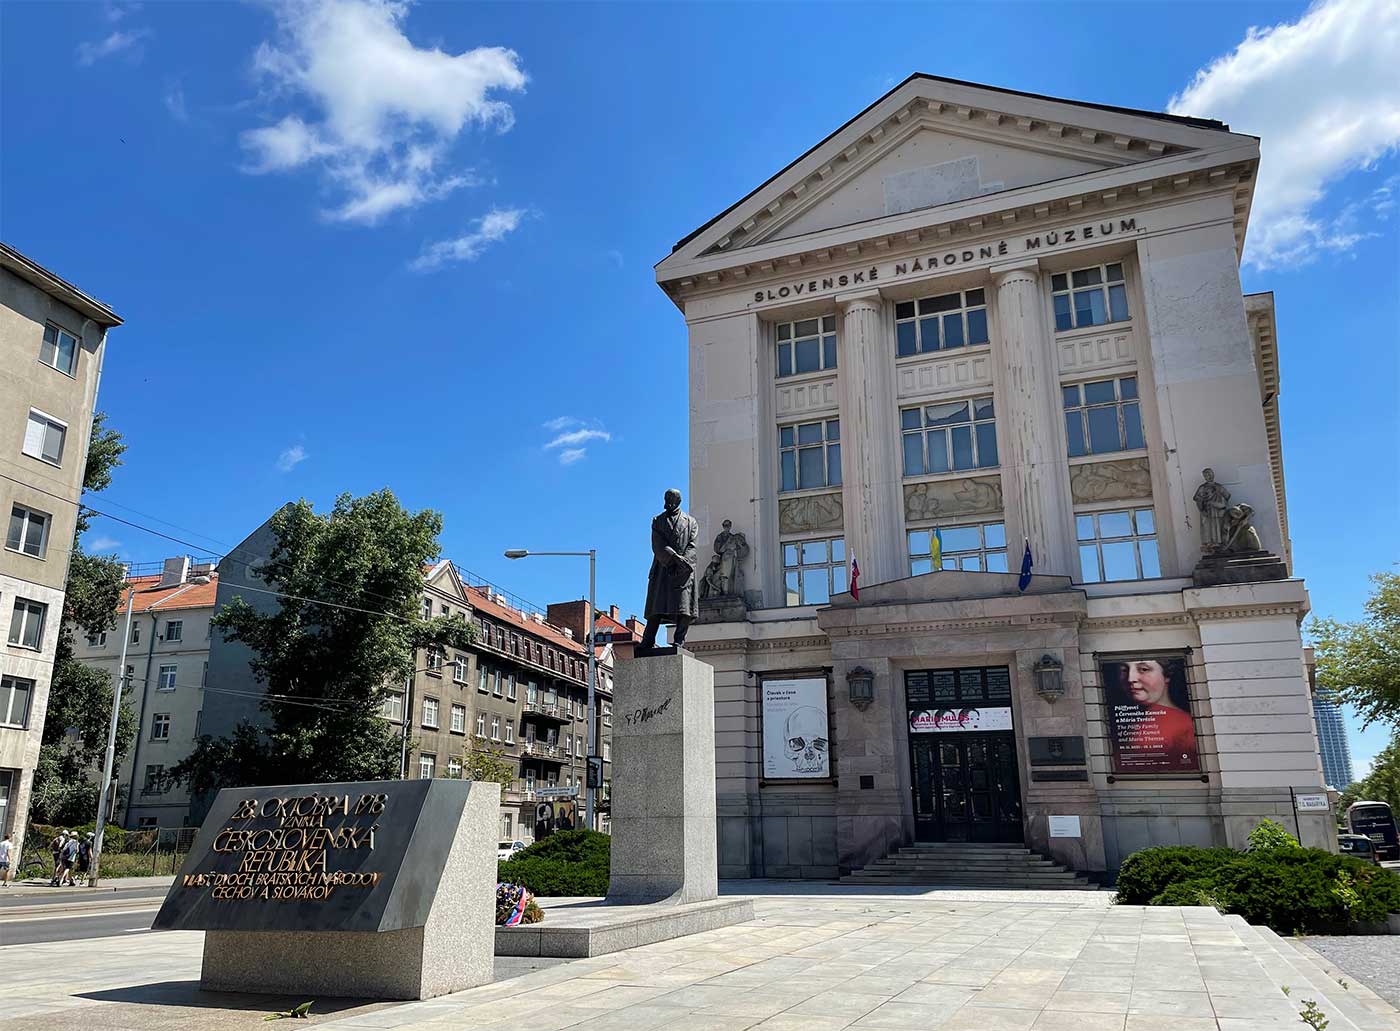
[697,595,747,624]
[608,650,718,904]
[1191,549,1288,587]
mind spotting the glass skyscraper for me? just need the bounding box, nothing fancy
[1313,697,1355,789]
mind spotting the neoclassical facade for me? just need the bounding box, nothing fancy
[655,75,1329,878]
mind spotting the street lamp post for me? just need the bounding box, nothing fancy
[505,548,597,832]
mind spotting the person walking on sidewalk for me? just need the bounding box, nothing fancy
[76,833,94,880]
[0,832,13,887]
[49,831,66,886]
[58,833,79,887]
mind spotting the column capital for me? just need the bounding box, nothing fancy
[834,288,883,312]
[991,258,1040,285]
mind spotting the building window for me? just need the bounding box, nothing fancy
[526,680,538,704]
[779,419,841,492]
[490,714,501,740]
[901,398,998,476]
[381,691,404,722]
[143,764,165,794]
[776,315,837,377]
[447,757,463,779]
[506,674,517,701]
[132,623,140,645]
[1053,263,1129,331]
[1077,508,1161,583]
[0,675,33,728]
[157,664,177,691]
[425,649,443,674]
[501,813,512,838]
[23,410,67,466]
[603,701,612,727]
[422,597,432,620]
[6,504,50,559]
[564,734,573,756]
[493,670,503,697]
[441,603,451,618]
[419,753,435,779]
[603,741,612,762]
[86,630,107,648]
[165,620,183,642]
[450,703,466,733]
[895,289,988,356]
[476,712,486,737]
[453,656,467,683]
[40,323,80,376]
[422,697,439,729]
[477,664,489,692]
[909,522,1008,574]
[505,719,515,744]
[8,598,46,650]
[783,537,847,606]
[151,713,171,740]
[1063,377,1144,457]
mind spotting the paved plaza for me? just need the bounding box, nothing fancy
[4,885,1397,1031]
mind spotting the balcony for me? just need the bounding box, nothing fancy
[522,700,570,724]
[521,740,564,764]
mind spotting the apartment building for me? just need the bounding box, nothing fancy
[1,243,121,861]
[76,557,218,828]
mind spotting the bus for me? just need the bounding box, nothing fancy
[1345,801,1399,862]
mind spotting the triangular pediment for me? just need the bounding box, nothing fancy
[658,74,1256,277]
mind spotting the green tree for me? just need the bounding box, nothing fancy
[28,414,135,825]
[171,490,471,793]
[1311,572,1400,727]
[452,747,516,789]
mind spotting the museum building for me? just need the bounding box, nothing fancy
[655,75,1331,879]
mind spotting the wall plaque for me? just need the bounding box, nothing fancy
[904,475,1003,522]
[1029,736,1086,767]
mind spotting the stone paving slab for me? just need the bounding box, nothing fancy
[4,887,1398,1030]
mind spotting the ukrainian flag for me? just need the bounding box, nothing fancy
[930,528,944,569]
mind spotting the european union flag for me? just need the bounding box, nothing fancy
[1018,538,1033,592]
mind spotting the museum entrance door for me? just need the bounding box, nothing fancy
[906,667,1023,843]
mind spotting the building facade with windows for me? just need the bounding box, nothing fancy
[75,557,219,828]
[383,561,620,845]
[656,76,1329,879]
[0,243,121,861]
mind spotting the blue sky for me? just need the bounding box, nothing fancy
[2,1,1396,772]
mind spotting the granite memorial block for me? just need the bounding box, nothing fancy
[608,650,718,904]
[153,778,498,1000]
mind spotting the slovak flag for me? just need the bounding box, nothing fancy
[1018,538,1033,592]
[850,557,860,601]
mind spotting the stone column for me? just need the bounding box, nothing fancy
[835,289,905,587]
[991,260,1075,577]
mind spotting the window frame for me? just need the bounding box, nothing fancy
[6,503,51,559]
[419,753,436,780]
[165,619,183,643]
[142,764,166,795]
[781,535,848,607]
[901,396,999,477]
[157,664,177,692]
[452,656,467,683]
[448,757,463,779]
[1076,506,1162,583]
[22,408,67,467]
[1062,376,1145,458]
[151,712,171,741]
[490,714,501,741]
[775,315,838,379]
[381,691,404,723]
[778,418,842,493]
[450,703,466,734]
[422,696,440,729]
[1052,262,1130,332]
[907,521,1010,574]
[505,719,515,744]
[895,288,990,357]
[475,712,487,738]
[40,323,80,377]
[0,674,33,728]
[8,597,47,650]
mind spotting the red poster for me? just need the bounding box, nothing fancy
[1102,654,1199,773]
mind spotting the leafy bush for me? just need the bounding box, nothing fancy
[496,830,610,897]
[1117,840,1400,934]
[1247,818,1300,853]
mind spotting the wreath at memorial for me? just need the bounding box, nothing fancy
[495,882,543,926]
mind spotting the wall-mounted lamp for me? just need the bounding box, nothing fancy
[1033,654,1064,703]
[847,666,874,711]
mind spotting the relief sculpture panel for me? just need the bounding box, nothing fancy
[779,492,844,534]
[904,475,1003,522]
[1070,458,1153,504]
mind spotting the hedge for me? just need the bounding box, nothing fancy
[496,830,610,897]
[1116,831,1400,934]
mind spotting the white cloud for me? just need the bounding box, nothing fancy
[276,444,309,472]
[1169,0,1400,269]
[557,448,586,465]
[242,0,527,224]
[542,416,578,432]
[76,28,150,66]
[86,535,123,553]
[545,428,611,450]
[542,419,611,465]
[164,81,188,122]
[409,207,524,271]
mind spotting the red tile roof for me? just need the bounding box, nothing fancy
[118,573,220,614]
[462,583,589,657]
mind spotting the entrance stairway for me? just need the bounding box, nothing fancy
[840,841,1097,889]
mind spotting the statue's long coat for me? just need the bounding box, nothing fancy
[645,508,699,622]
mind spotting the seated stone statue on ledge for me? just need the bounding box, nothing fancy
[1191,483,1287,587]
[698,519,750,623]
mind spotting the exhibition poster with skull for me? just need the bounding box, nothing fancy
[762,677,830,779]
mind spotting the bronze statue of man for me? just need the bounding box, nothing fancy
[640,488,699,651]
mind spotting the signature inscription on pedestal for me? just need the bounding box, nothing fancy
[624,696,673,727]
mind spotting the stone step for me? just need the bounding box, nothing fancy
[898,843,1031,852]
[1287,938,1400,1031]
[841,872,1092,885]
[875,857,1062,867]
[1222,914,1383,1031]
[840,877,1098,889]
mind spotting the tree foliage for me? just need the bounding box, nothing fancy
[171,490,471,793]
[28,414,134,825]
[454,748,516,789]
[1311,572,1400,728]
[1338,734,1400,814]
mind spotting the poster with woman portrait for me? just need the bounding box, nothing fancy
[1101,653,1199,773]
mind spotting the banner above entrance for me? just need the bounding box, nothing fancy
[909,706,1013,733]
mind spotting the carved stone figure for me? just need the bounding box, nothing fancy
[701,519,749,600]
[1192,468,1231,553]
[640,488,699,651]
[1223,503,1262,554]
